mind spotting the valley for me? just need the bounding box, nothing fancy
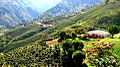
[0,0,120,67]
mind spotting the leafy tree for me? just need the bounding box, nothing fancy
[67,47,75,55]
[119,26,120,31]
[62,39,73,51]
[59,31,66,39]
[65,34,72,39]
[71,33,77,39]
[72,38,84,50]
[72,50,85,66]
[108,26,119,38]
[75,28,86,34]
[61,38,86,67]
[58,31,66,42]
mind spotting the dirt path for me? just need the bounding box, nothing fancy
[47,39,59,47]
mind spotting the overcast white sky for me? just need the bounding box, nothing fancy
[29,0,62,11]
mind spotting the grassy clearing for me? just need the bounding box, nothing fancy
[100,38,120,42]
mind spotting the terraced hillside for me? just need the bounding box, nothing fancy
[0,1,120,67]
[1,1,120,53]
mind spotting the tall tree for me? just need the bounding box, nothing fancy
[108,26,119,38]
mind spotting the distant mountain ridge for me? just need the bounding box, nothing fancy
[0,0,101,28]
[37,0,101,20]
[0,0,41,28]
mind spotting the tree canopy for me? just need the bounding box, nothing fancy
[108,26,119,38]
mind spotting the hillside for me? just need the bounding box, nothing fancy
[0,0,41,28]
[36,0,101,20]
[0,1,120,67]
[1,1,120,52]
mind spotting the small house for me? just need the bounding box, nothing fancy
[85,30,110,39]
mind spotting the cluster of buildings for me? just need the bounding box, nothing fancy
[37,23,53,28]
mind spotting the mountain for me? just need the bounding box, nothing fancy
[0,1,120,66]
[0,0,41,28]
[1,1,120,53]
[37,0,101,20]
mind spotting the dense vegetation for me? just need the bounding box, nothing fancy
[0,43,54,66]
[0,1,120,67]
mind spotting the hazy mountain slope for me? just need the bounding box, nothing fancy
[75,1,120,29]
[1,1,120,52]
[0,1,120,67]
[0,0,41,28]
[37,0,101,20]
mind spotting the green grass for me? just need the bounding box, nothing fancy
[84,44,93,49]
[100,38,120,42]
[111,43,120,61]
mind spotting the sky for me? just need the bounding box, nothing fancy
[29,0,62,11]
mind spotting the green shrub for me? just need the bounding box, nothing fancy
[72,50,85,63]
[72,38,84,50]
[62,39,73,51]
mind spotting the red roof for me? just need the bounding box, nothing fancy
[86,30,110,38]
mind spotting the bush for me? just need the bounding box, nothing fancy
[59,31,66,39]
[72,38,84,50]
[72,50,85,67]
[72,50,85,64]
[71,33,77,39]
[62,39,73,51]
